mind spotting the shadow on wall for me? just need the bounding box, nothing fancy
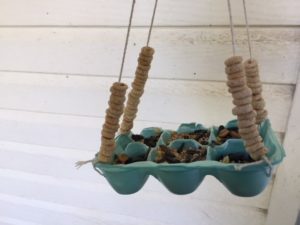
[296,210,300,225]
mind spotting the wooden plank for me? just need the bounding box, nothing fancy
[0,0,299,26]
[0,216,40,225]
[266,75,300,225]
[0,108,286,151]
[0,73,293,133]
[0,192,266,225]
[0,28,299,84]
[0,194,168,225]
[0,167,271,213]
[0,109,177,150]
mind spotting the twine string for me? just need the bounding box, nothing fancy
[227,0,236,55]
[118,0,136,82]
[146,0,159,46]
[242,0,253,60]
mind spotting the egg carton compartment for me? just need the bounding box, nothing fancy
[94,119,285,196]
[209,120,241,146]
[157,123,210,147]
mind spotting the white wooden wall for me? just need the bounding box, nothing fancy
[0,1,299,225]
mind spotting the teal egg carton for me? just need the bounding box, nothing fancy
[94,119,285,196]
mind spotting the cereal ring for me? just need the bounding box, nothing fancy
[225,63,244,74]
[226,78,246,88]
[100,145,116,156]
[251,86,263,94]
[244,59,257,69]
[109,96,126,105]
[111,90,127,97]
[126,99,140,109]
[134,78,147,86]
[120,121,133,132]
[246,141,264,153]
[245,73,259,79]
[239,124,258,135]
[257,109,267,116]
[101,137,115,146]
[252,94,263,101]
[130,89,144,98]
[141,51,155,57]
[128,93,140,101]
[105,115,119,124]
[110,92,126,101]
[123,114,137,121]
[131,82,144,91]
[108,101,124,111]
[137,64,151,71]
[135,73,148,81]
[132,76,146,85]
[99,149,112,157]
[110,84,127,92]
[233,96,252,106]
[232,104,253,115]
[128,97,140,105]
[237,110,257,120]
[108,103,124,112]
[245,74,259,79]
[228,86,245,94]
[131,83,145,92]
[103,122,119,131]
[256,110,268,122]
[253,99,266,110]
[232,87,252,99]
[227,72,245,80]
[225,56,243,66]
[250,147,267,160]
[141,46,155,55]
[102,126,119,136]
[247,82,262,89]
[238,118,256,128]
[240,131,260,140]
[138,56,153,65]
[98,153,112,162]
[245,135,263,146]
[136,68,149,76]
[101,129,116,139]
[135,71,148,78]
[245,66,259,74]
[246,76,260,83]
[126,101,139,110]
[124,107,138,115]
[106,109,123,119]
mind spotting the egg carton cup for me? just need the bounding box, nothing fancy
[94,119,285,196]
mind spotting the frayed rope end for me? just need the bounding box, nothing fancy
[75,158,95,169]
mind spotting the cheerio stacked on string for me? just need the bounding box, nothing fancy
[98,82,128,163]
[225,56,267,160]
[120,46,154,134]
[244,59,268,124]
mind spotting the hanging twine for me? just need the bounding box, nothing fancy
[146,0,158,46]
[227,0,236,56]
[242,0,253,60]
[118,0,136,82]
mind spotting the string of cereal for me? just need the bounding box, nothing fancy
[120,0,158,134]
[225,0,267,160]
